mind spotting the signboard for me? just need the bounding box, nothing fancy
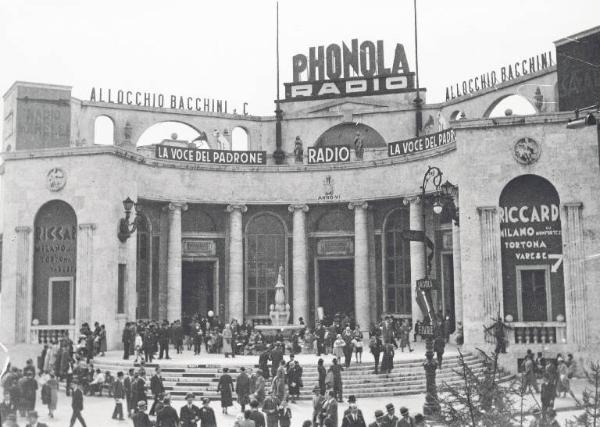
[388,129,456,157]
[417,324,434,337]
[556,28,600,111]
[417,278,436,290]
[16,99,70,149]
[285,39,416,101]
[317,238,354,256]
[183,239,216,257]
[155,145,266,165]
[307,146,351,164]
[499,175,565,321]
[445,51,554,101]
[89,87,238,114]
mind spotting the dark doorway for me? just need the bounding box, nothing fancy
[318,259,354,320]
[440,253,456,334]
[182,261,214,320]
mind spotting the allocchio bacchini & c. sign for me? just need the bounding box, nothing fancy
[156,145,267,165]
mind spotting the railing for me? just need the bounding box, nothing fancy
[30,325,77,344]
[508,322,567,345]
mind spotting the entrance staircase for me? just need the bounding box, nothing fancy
[93,352,511,400]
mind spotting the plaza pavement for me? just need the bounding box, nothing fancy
[1,341,591,426]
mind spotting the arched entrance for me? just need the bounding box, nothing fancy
[315,123,386,148]
[33,200,77,326]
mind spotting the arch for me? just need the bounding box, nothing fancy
[182,207,217,233]
[498,174,564,323]
[381,207,411,315]
[232,127,249,151]
[315,122,386,148]
[33,200,77,326]
[245,212,288,317]
[136,121,204,147]
[449,110,466,121]
[315,209,353,232]
[484,94,537,118]
[94,115,115,145]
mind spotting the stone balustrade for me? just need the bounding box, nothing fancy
[509,322,567,345]
[30,325,77,344]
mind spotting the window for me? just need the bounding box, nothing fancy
[49,278,74,325]
[384,208,411,314]
[94,115,115,145]
[118,264,126,314]
[232,127,249,151]
[517,266,551,321]
[245,214,286,316]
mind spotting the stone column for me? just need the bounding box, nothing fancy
[166,202,187,322]
[349,202,370,332]
[288,204,309,324]
[406,197,425,321]
[451,195,463,330]
[561,202,587,346]
[15,226,32,343]
[227,204,247,323]
[76,223,96,327]
[478,207,503,326]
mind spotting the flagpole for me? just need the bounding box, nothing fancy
[413,0,423,137]
[273,1,285,164]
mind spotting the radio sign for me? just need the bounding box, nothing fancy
[285,39,416,101]
[307,145,351,164]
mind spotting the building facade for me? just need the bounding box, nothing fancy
[1,28,600,363]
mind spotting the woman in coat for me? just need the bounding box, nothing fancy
[333,335,345,360]
[330,358,343,403]
[222,325,234,358]
[217,367,234,414]
[253,369,266,405]
[46,372,59,418]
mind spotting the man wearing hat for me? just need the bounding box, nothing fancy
[132,401,152,427]
[368,410,385,427]
[249,399,266,427]
[199,397,217,427]
[382,403,398,427]
[312,386,326,426]
[414,413,425,426]
[341,401,366,427]
[180,393,201,427]
[25,410,48,427]
[343,396,364,418]
[156,395,179,427]
[69,382,87,427]
[397,407,414,427]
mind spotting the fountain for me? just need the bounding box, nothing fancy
[254,266,305,338]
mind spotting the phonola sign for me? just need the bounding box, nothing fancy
[284,39,416,101]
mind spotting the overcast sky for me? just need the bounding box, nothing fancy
[1,0,598,120]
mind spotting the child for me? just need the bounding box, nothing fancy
[278,398,292,427]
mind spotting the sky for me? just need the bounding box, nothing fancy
[1,0,599,138]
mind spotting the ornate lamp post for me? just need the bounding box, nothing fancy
[416,166,458,417]
[117,197,141,242]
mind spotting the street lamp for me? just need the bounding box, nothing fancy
[416,166,458,418]
[117,197,141,242]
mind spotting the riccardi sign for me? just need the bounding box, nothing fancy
[285,39,416,101]
[156,145,267,165]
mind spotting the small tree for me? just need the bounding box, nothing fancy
[572,362,600,427]
[438,348,533,427]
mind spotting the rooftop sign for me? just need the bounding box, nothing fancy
[284,39,416,101]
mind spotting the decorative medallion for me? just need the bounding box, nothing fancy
[513,137,541,165]
[46,167,66,192]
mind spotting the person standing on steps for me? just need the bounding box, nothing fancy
[318,358,327,395]
[199,397,217,427]
[399,320,414,353]
[149,367,165,416]
[217,367,234,415]
[369,335,382,374]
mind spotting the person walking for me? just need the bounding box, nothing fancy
[369,410,385,427]
[369,336,382,374]
[278,399,292,427]
[341,403,366,427]
[523,353,539,393]
[217,367,234,414]
[333,335,345,361]
[180,393,201,427]
[44,373,58,418]
[318,358,327,396]
[433,333,445,369]
[330,358,343,403]
[399,320,413,353]
[123,368,134,418]
[383,403,398,427]
[199,397,217,427]
[288,360,303,403]
[158,322,171,360]
[111,371,125,421]
[132,401,152,427]
[259,347,271,381]
[236,366,251,412]
[249,399,266,427]
[262,394,280,427]
[353,326,364,364]
[312,386,326,426]
[557,357,580,403]
[323,391,339,427]
[156,395,179,427]
[397,407,414,427]
[20,372,38,417]
[253,369,266,406]
[69,382,87,427]
[150,367,165,416]
[223,325,234,358]
[271,368,287,402]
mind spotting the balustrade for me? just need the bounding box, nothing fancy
[509,322,566,345]
[30,326,77,344]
